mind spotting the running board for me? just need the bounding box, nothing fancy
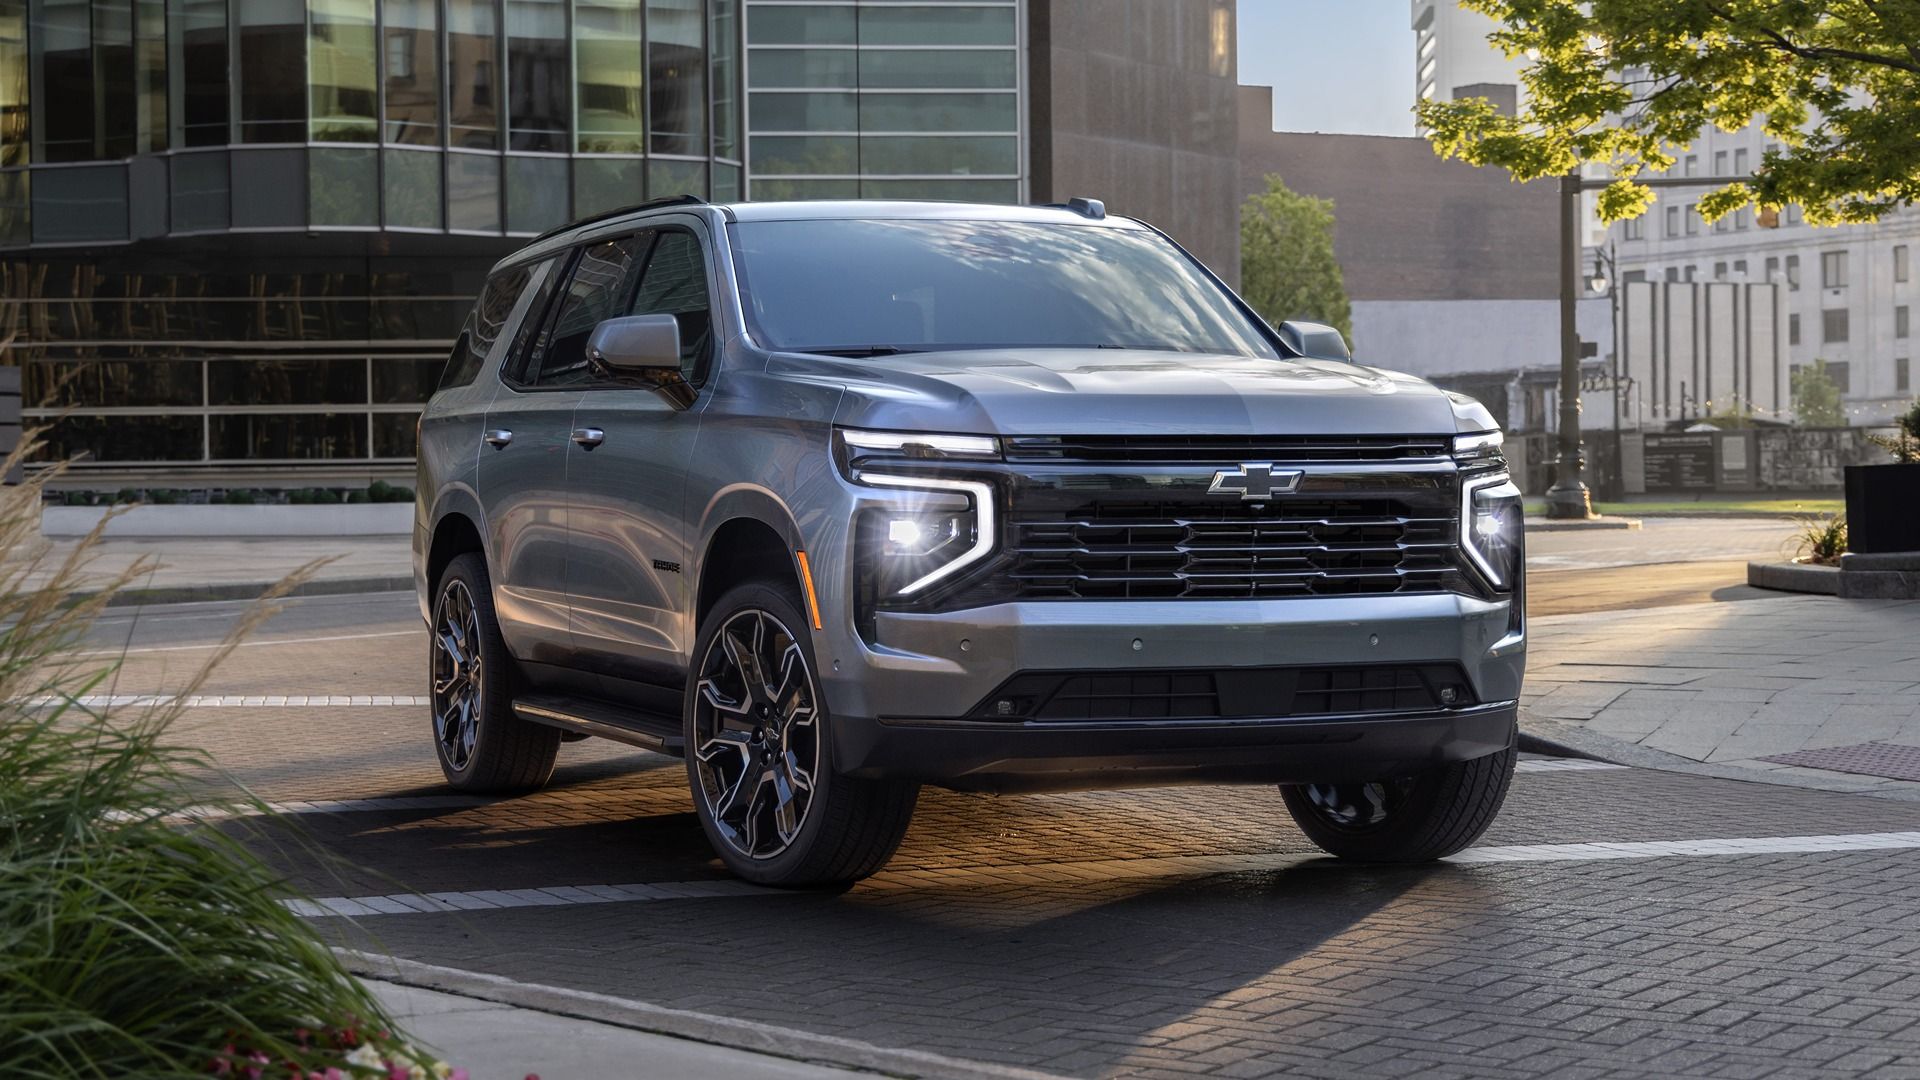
[512,694,685,756]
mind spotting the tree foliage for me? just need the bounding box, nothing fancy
[1791,358,1848,427]
[1239,175,1353,343]
[1417,0,1920,226]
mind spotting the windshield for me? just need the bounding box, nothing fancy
[730,218,1280,359]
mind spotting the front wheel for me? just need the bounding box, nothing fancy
[429,552,561,793]
[685,581,917,888]
[1280,745,1516,862]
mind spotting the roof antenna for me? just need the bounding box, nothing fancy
[1065,197,1106,220]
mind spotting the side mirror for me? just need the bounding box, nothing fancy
[586,314,696,409]
[1277,320,1352,363]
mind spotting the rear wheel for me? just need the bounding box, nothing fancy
[430,552,561,793]
[685,580,917,887]
[1280,745,1516,862]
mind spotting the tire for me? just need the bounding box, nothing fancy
[1280,744,1516,862]
[685,580,918,888]
[429,551,561,793]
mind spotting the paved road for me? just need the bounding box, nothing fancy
[65,588,1920,1079]
[1525,517,1798,573]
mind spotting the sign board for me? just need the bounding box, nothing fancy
[1717,431,1756,489]
[1643,433,1717,492]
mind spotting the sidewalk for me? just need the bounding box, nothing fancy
[367,979,858,1080]
[1524,593,1920,797]
[31,534,412,604]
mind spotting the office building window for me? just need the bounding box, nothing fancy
[1685,265,1698,282]
[448,0,499,149]
[712,0,740,160]
[1788,313,1800,345]
[239,1,307,142]
[1623,216,1643,241]
[1827,361,1851,395]
[1822,308,1849,343]
[649,0,707,156]
[576,0,643,153]
[1898,245,1911,284]
[1713,212,1728,234]
[1899,305,1910,339]
[310,0,378,142]
[507,0,569,151]
[1624,269,1647,284]
[1734,148,1748,175]
[170,0,230,148]
[1822,250,1848,289]
[1786,255,1801,290]
[1664,266,1680,283]
[35,0,94,160]
[1899,357,1911,393]
[1734,259,1747,278]
[1685,205,1699,235]
[1735,207,1750,230]
[1685,154,1698,176]
[1714,261,1727,280]
[1,0,28,165]
[382,0,440,144]
[1787,203,1803,225]
[1665,206,1679,238]
[1765,256,1779,283]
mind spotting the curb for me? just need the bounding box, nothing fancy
[1524,516,1642,533]
[94,576,414,608]
[338,952,1069,1080]
[1746,560,1839,596]
[1518,711,1920,803]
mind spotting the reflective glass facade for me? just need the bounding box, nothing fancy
[1,0,1036,480]
[744,0,1021,203]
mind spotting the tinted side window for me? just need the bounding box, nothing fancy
[627,228,713,382]
[527,236,650,387]
[440,262,536,389]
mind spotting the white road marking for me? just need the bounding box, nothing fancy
[287,829,1920,917]
[38,693,427,709]
[70,628,423,658]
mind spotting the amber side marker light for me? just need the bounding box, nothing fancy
[795,550,824,630]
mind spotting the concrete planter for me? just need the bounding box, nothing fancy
[1844,463,1920,554]
[42,503,414,539]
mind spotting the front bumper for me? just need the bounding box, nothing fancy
[814,593,1524,792]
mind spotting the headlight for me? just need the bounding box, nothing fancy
[858,474,995,596]
[1461,472,1523,590]
[1453,430,1505,462]
[839,428,1000,463]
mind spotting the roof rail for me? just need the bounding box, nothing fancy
[528,194,708,245]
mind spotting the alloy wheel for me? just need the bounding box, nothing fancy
[691,608,821,860]
[1299,778,1413,830]
[431,578,483,771]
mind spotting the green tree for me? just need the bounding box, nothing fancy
[1416,1,1920,226]
[1791,358,1848,427]
[1239,175,1352,341]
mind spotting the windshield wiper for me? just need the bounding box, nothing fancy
[792,345,923,358]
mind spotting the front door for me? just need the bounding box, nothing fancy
[567,222,718,689]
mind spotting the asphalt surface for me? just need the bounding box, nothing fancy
[67,519,1920,1079]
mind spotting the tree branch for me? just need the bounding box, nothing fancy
[1702,1,1920,74]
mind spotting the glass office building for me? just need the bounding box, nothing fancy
[0,0,1242,484]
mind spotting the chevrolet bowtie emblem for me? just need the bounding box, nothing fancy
[1207,463,1304,501]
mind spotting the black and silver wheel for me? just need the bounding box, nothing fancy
[429,552,560,792]
[686,580,916,887]
[1280,744,1516,862]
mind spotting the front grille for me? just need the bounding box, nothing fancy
[964,663,1475,723]
[1009,497,1461,600]
[1003,434,1451,464]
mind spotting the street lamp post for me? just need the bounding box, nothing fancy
[1545,171,1593,519]
[1590,241,1621,500]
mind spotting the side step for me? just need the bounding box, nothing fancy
[512,693,685,756]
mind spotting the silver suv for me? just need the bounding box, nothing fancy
[414,197,1526,887]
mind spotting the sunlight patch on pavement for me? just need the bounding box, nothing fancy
[36,693,429,708]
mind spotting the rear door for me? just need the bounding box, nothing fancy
[478,235,648,663]
[566,221,718,689]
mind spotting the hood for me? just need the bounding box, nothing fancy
[768,348,1481,437]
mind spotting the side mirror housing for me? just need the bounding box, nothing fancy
[1277,320,1352,363]
[586,314,696,409]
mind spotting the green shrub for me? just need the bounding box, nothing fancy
[346,490,369,504]
[114,487,143,505]
[366,480,415,504]
[0,444,423,1078]
[313,488,342,505]
[149,488,183,505]
[222,489,257,506]
[1792,514,1847,564]
[1869,400,1920,464]
[287,488,314,505]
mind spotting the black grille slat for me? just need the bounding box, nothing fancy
[1004,435,1451,464]
[963,663,1474,723]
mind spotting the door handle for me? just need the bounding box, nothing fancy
[483,429,513,448]
[571,427,606,449]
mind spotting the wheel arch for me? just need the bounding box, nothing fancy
[426,508,487,597]
[694,487,809,629]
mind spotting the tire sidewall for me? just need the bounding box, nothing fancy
[684,580,836,882]
[432,552,519,786]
